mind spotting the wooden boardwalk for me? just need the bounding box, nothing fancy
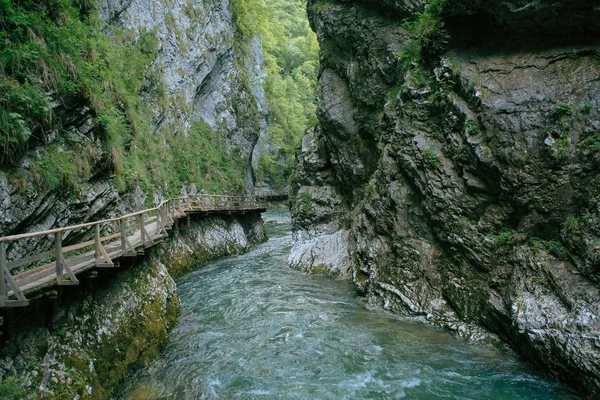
[0,195,266,308]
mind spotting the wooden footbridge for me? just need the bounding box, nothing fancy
[0,195,266,308]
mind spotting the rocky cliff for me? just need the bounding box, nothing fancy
[0,0,267,247]
[0,213,266,398]
[290,0,600,396]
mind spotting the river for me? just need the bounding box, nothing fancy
[120,209,578,399]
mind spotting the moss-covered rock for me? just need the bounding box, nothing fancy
[0,213,266,398]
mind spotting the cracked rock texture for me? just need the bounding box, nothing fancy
[290,0,600,396]
[0,213,266,398]
[0,0,268,250]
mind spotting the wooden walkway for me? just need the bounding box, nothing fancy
[0,195,266,308]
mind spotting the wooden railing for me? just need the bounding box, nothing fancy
[0,194,266,308]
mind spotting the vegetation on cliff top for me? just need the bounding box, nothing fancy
[1,0,317,197]
[0,0,250,199]
[233,0,319,189]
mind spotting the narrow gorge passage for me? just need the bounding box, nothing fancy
[120,210,578,399]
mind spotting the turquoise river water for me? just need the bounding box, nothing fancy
[120,209,579,399]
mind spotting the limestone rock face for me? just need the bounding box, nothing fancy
[290,0,600,395]
[0,0,267,249]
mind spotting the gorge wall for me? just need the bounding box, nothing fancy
[0,213,266,398]
[290,0,600,396]
[0,0,272,396]
[1,0,267,249]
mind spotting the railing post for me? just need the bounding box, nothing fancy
[0,242,7,307]
[156,207,160,234]
[120,219,126,254]
[140,213,145,246]
[55,233,63,285]
[94,224,100,267]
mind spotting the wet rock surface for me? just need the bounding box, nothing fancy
[290,0,600,396]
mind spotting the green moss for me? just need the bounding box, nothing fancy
[298,191,314,215]
[491,228,517,246]
[465,118,478,135]
[306,263,340,278]
[532,238,568,259]
[421,148,441,168]
[0,376,28,400]
[554,103,573,118]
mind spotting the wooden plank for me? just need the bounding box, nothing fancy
[55,233,63,285]
[98,243,113,265]
[58,255,79,285]
[1,195,266,307]
[7,250,54,271]
[94,224,100,268]
[15,266,56,287]
[4,267,26,302]
[141,225,154,246]
[4,300,29,307]
[0,243,6,307]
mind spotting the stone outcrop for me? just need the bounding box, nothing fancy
[0,0,268,245]
[100,0,269,186]
[0,213,266,398]
[290,0,600,396]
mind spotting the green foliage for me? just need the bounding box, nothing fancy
[563,214,580,231]
[233,0,318,188]
[397,0,448,67]
[387,86,402,107]
[544,103,574,159]
[231,0,269,39]
[421,148,441,168]
[298,191,313,215]
[533,273,548,285]
[491,228,517,246]
[364,183,377,199]
[31,146,79,190]
[581,102,593,114]
[465,118,478,135]
[0,376,27,400]
[255,154,289,189]
[0,0,164,187]
[171,121,246,193]
[1,0,314,196]
[554,103,573,119]
[584,132,600,152]
[532,238,568,259]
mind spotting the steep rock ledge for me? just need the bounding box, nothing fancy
[290,0,600,396]
[0,213,266,398]
[1,0,268,250]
